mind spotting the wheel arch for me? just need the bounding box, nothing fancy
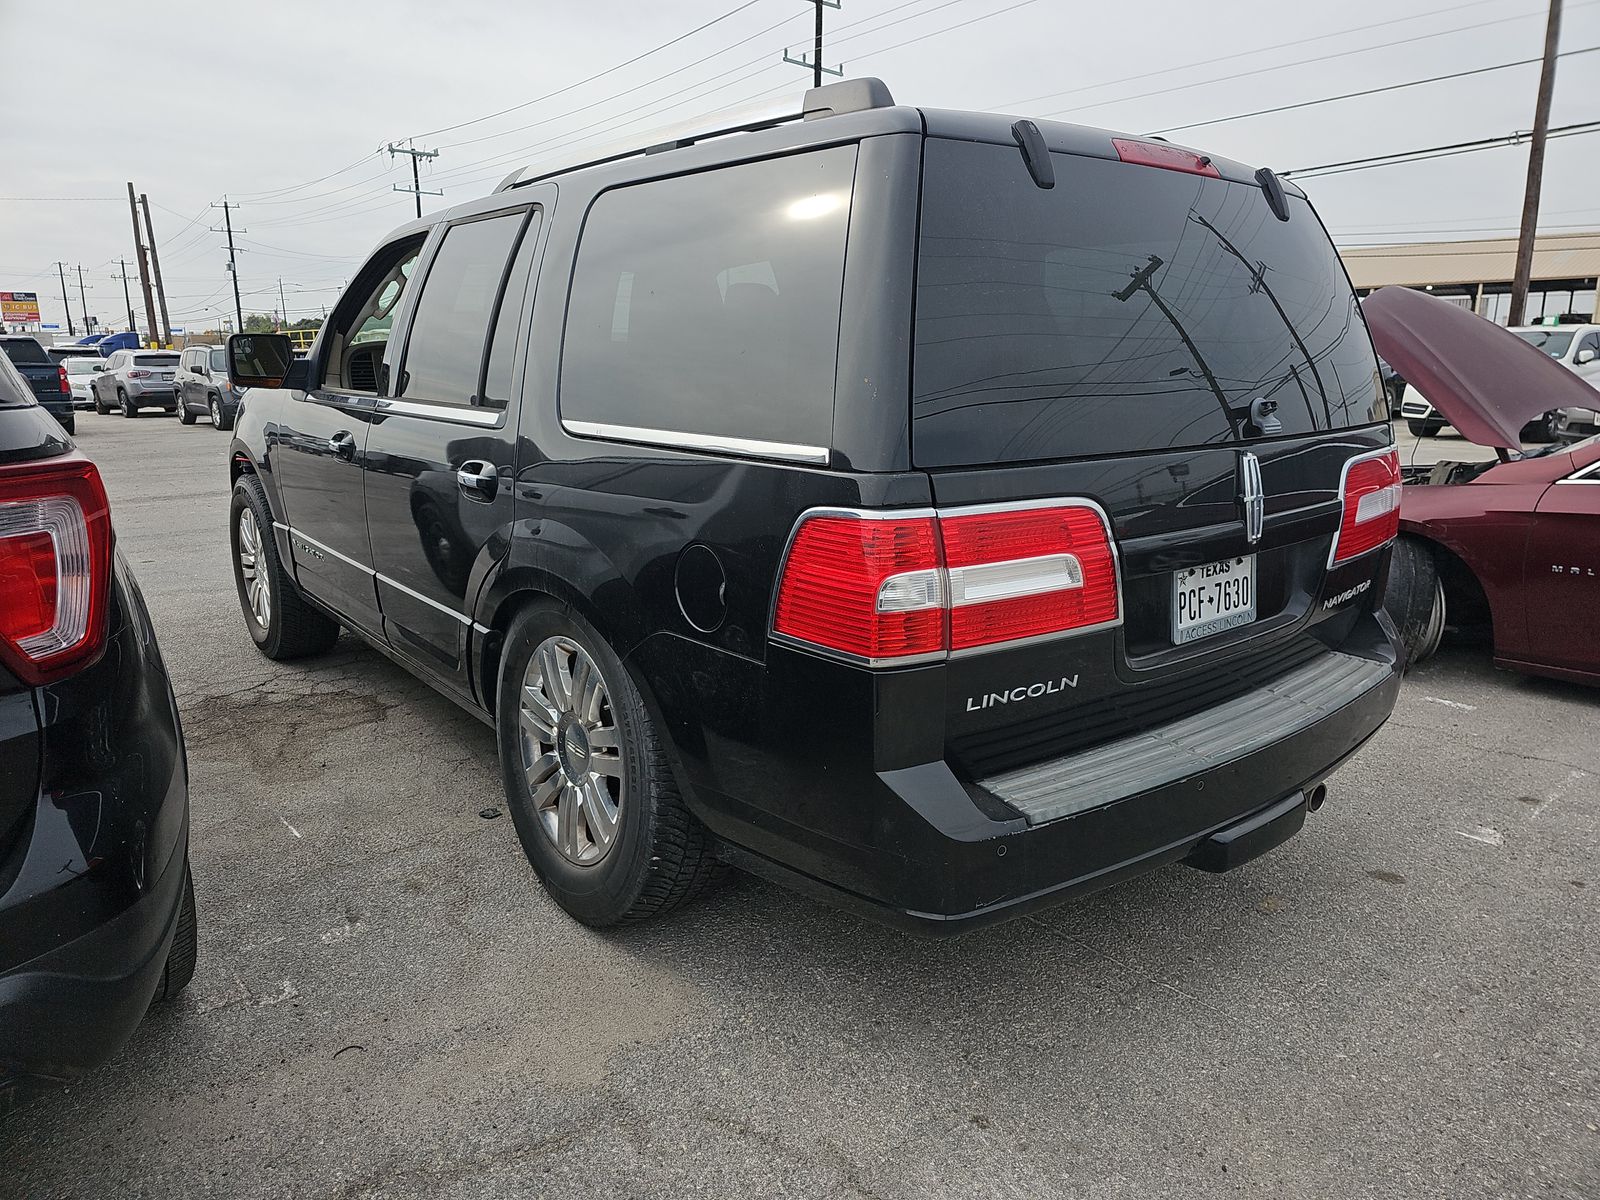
[1402,531,1496,645]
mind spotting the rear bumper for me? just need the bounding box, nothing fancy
[0,553,189,1090]
[636,611,1401,934]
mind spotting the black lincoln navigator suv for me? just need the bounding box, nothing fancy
[223,78,1402,932]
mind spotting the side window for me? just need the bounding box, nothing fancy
[482,210,542,408]
[398,210,529,408]
[210,348,228,372]
[560,147,856,454]
[320,234,426,394]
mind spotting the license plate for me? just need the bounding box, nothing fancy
[1173,555,1257,644]
[161,372,175,380]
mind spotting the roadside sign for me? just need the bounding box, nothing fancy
[171,326,186,334]
[41,322,61,330]
[0,291,40,325]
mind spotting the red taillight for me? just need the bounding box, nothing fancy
[128,369,150,379]
[772,513,943,663]
[1331,448,1401,566]
[772,501,1120,665]
[57,365,69,394]
[0,456,113,685]
[1110,137,1221,178]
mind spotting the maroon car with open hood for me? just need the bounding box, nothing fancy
[1367,286,1600,685]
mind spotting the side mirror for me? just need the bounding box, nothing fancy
[228,333,297,388]
[1578,348,1596,365]
[195,364,209,377]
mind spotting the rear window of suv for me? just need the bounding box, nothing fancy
[912,140,1383,467]
[560,146,856,456]
[0,339,49,365]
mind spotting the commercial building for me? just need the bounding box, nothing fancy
[1341,231,1600,325]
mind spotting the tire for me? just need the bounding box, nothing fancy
[119,388,136,418]
[178,398,196,425]
[211,395,234,431]
[150,866,197,1003]
[497,602,721,927]
[61,414,75,437]
[230,474,340,659]
[1406,419,1429,437]
[93,388,109,416]
[1383,536,1446,670]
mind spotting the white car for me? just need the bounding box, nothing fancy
[62,355,107,409]
[1399,322,1600,441]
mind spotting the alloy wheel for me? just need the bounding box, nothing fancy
[518,636,623,866]
[237,507,271,630]
[211,397,221,426]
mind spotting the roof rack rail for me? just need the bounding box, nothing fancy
[495,76,894,192]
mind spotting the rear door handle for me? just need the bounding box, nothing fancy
[329,430,357,461]
[457,460,498,501]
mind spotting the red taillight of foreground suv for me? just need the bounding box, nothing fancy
[772,500,1121,665]
[1330,448,1402,566]
[0,455,113,685]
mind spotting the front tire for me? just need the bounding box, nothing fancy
[211,395,234,431]
[93,389,109,416]
[497,603,720,927]
[1521,410,1565,443]
[1406,419,1430,437]
[230,475,340,659]
[1384,536,1446,670]
[178,398,196,425]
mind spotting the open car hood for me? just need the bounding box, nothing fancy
[1363,286,1594,449]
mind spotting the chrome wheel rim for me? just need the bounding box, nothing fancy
[237,508,271,629]
[211,399,220,424]
[518,636,622,866]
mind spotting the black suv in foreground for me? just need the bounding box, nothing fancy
[0,351,195,1106]
[225,79,1402,932]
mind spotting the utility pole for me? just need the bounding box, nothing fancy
[74,264,90,333]
[53,262,76,336]
[211,198,245,333]
[139,194,173,346]
[1509,0,1563,327]
[387,142,441,218]
[113,260,137,333]
[783,0,842,87]
[278,277,288,331]
[126,182,160,346]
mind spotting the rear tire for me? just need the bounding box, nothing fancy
[1384,536,1446,670]
[150,867,197,1003]
[230,474,340,659]
[61,414,75,437]
[1406,419,1429,437]
[497,602,721,927]
[93,388,109,416]
[1521,410,1565,443]
[119,388,136,418]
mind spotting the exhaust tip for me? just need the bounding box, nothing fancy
[1307,784,1328,813]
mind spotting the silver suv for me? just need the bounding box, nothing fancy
[175,344,239,430]
[91,349,182,417]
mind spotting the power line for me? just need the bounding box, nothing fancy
[1148,45,1600,137]
[1282,119,1600,178]
[386,143,441,218]
[1031,2,1597,121]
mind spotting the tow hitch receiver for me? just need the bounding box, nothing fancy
[1185,790,1310,873]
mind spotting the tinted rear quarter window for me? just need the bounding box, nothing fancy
[913,140,1381,467]
[560,146,856,454]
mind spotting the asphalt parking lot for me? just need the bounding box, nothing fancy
[3,411,1597,1200]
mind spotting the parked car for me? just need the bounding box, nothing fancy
[1370,287,1600,686]
[223,78,1402,932]
[0,335,74,435]
[91,348,181,417]
[175,344,239,430]
[62,355,106,409]
[1510,323,1600,433]
[0,349,195,1110]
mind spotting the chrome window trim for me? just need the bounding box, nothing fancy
[374,397,505,428]
[1556,460,1600,484]
[562,419,831,466]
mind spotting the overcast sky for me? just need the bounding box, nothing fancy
[2,0,1596,333]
